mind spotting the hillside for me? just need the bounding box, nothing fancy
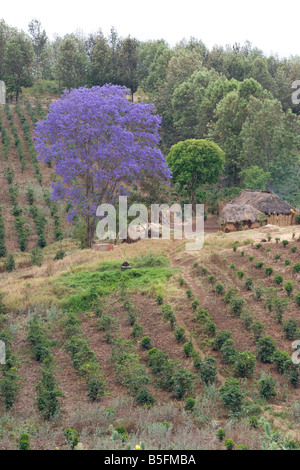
[0,100,68,256]
[0,225,299,450]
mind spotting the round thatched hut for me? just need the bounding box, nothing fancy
[220,190,297,232]
[219,203,263,232]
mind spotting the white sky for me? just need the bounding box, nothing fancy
[1,0,299,58]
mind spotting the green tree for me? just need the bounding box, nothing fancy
[240,165,271,190]
[4,31,34,101]
[219,378,245,412]
[167,139,225,206]
[28,19,48,80]
[54,34,88,89]
[118,36,140,101]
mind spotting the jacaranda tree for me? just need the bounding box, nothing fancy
[34,84,171,246]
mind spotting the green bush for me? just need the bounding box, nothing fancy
[161,304,177,329]
[234,351,256,378]
[272,349,291,374]
[224,288,237,303]
[284,259,291,266]
[87,377,107,401]
[63,313,82,337]
[132,322,143,340]
[265,266,273,277]
[283,318,298,340]
[256,336,276,363]
[64,428,79,450]
[217,428,226,441]
[215,283,224,295]
[236,270,245,279]
[292,263,300,273]
[244,277,254,291]
[230,297,244,316]
[172,367,195,399]
[18,433,31,451]
[282,240,289,248]
[224,438,235,450]
[213,330,232,351]
[183,341,194,358]
[284,281,294,297]
[98,314,119,343]
[174,326,186,344]
[220,338,236,364]
[198,356,217,384]
[54,250,66,261]
[141,336,152,349]
[186,397,196,412]
[236,444,248,450]
[219,378,245,412]
[273,275,283,285]
[30,248,44,267]
[258,372,276,400]
[37,366,64,420]
[255,261,265,269]
[5,254,15,272]
[295,293,300,307]
[135,387,156,406]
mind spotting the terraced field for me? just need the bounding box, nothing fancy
[0,226,299,450]
[0,102,67,257]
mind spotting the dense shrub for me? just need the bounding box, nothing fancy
[172,367,195,399]
[174,326,186,343]
[292,263,300,273]
[161,304,176,329]
[283,318,298,340]
[230,297,244,316]
[141,336,152,350]
[244,277,254,291]
[220,338,236,364]
[18,433,31,451]
[234,351,256,378]
[198,356,217,384]
[87,377,107,401]
[217,429,226,441]
[64,428,79,450]
[224,438,235,450]
[37,365,64,420]
[219,378,245,412]
[258,372,276,400]
[256,336,276,364]
[186,397,196,412]
[284,281,294,297]
[213,330,232,351]
[183,341,194,358]
[98,314,119,343]
[132,322,143,340]
[5,254,15,272]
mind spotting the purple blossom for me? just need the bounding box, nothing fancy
[34,84,171,245]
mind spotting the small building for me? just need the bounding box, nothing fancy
[220,190,297,232]
[219,203,263,232]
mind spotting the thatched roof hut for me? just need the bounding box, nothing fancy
[220,203,262,224]
[231,190,294,215]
